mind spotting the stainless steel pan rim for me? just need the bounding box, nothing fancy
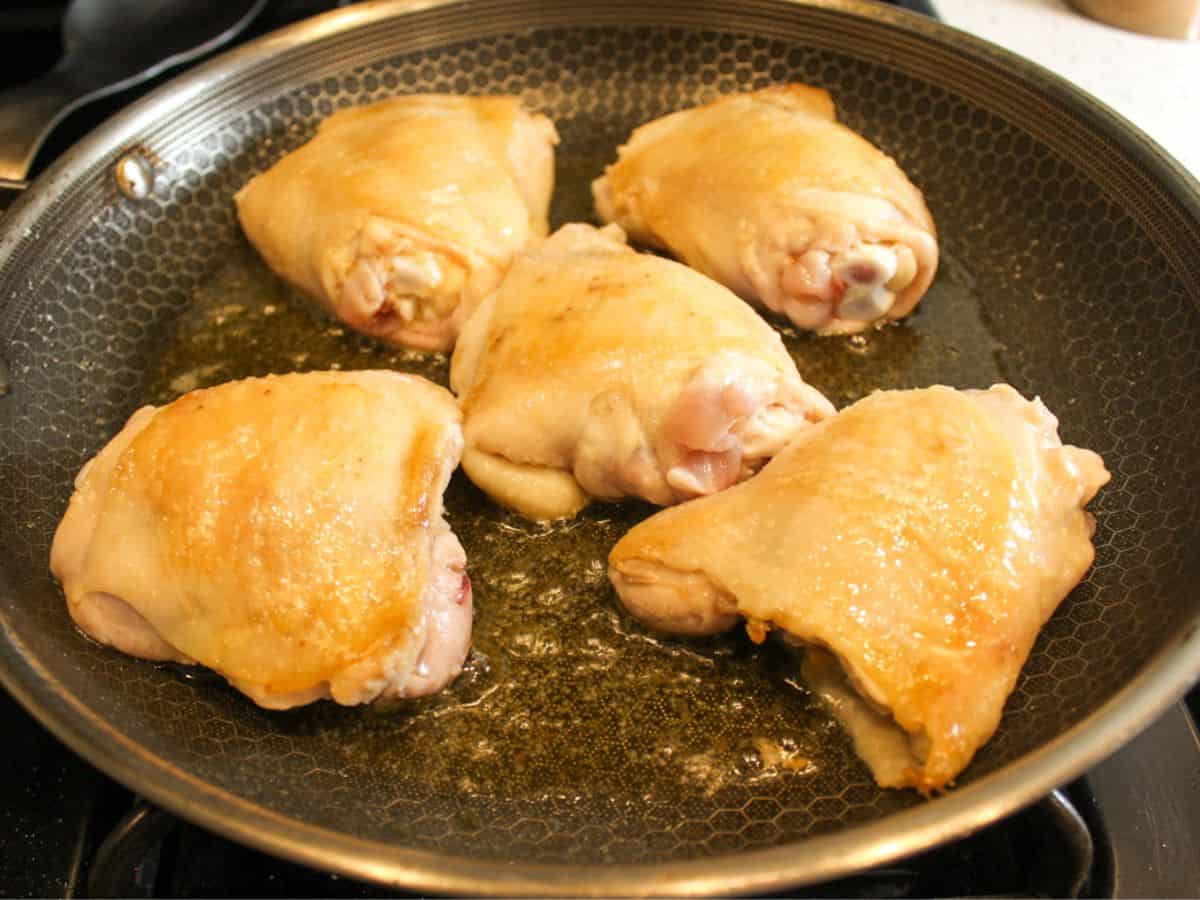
[5,611,1199,895]
[2,1,1199,895]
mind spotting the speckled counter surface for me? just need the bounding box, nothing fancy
[934,0,1200,177]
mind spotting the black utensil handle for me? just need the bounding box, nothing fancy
[87,801,176,899]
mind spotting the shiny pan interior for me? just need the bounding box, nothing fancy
[1,1,1199,894]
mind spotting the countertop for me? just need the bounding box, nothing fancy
[933,0,1199,177]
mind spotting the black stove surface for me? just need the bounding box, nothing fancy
[2,1,1198,897]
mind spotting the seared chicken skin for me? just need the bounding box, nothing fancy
[50,371,471,710]
[593,85,938,334]
[609,386,1109,791]
[236,95,557,351]
[450,224,834,520]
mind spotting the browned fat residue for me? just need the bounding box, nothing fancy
[747,619,771,644]
[753,737,815,774]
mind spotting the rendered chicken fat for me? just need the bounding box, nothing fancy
[450,223,835,520]
[236,94,558,351]
[49,371,471,710]
[608,385,1109,791]
[593,84,938,334]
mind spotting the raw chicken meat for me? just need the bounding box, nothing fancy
[609,385,1109,791]
[50,371,471,710]
[236,94,558,351]
[593,85,939,335]
[450,223,834,520]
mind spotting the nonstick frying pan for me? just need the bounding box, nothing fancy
[2,1,1199,895]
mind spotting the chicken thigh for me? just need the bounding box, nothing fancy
[593,85,938,334]
[236,94,558,351]
[450,223,834,520]
[50,371,471,710]
[609,385,1109,791]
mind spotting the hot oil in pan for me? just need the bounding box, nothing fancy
[141,171,1002,818]
[142,258,842,805]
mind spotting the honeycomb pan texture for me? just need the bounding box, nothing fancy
[1,0,1198,889]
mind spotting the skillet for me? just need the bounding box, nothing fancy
[2,1,1200,894]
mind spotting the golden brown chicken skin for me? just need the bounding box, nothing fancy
[594,85,938,334]
[50,371,471,710]
[237,94,557,351]
[609,386,1109,791]
[450,223,834,520]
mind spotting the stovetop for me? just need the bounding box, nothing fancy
[2,1,1199,897]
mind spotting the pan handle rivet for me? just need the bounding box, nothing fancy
[114,153,154,200]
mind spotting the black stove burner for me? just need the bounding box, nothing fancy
[2,1,1199,897]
